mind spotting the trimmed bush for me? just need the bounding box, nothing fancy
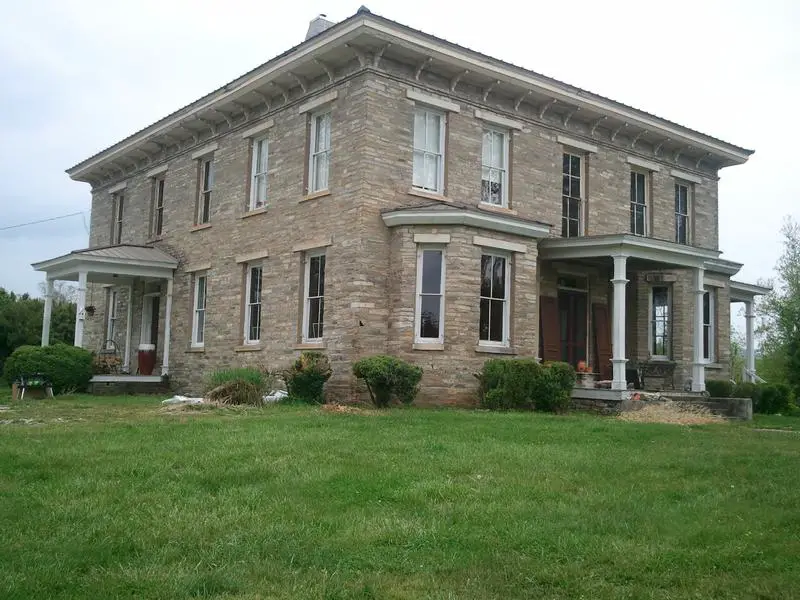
[477,358,542,410]
[283,352,332,403]
[537,362,577,413]
[352,355,423,407]
[706,379,734,398]
[3,344,92,395]
[757,383,794,414]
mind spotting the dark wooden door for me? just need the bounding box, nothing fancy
[558,290,587,367]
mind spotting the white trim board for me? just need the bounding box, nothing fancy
[472,235,527,253]
[474,108,523,130]
[557,135,598,153]
[627,156,661,172]
[297,90,339,114]
[292,236,334,253]
[406,88,461,113]
[240,119,275,139]
[191,143,218,160]
[146,164,168,178]
[383,209,550,238]
[670,169,703,184]
[235,250,269,264]
[108,182,127,193]
[414,233,451,244]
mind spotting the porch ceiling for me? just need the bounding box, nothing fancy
[730,280,771,302]
[32,244,178,283]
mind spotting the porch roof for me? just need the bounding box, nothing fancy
[538,234,740,272]
[730,280,771,302]
[32,244,178,284]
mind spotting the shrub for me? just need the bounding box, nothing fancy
[3,344,92,395]
[205,367,270,394]
[705,379,734,398]
[283,351,332,403]
[537,362,576,413]
[757,383,794,414]
[352,355,423,407]
[206,379,264,406]
[477,358,542,410]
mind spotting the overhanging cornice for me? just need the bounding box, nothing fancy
[382,206,551,238]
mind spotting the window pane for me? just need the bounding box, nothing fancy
[317,255,326,296]
[492,132,504,168]
[479,298,490,341]
[570,155,581,178]
[250,268,262,303]
[489,299,504,342]
[196,311,205,343]
[480,255,492,297]
[492,256,506,300]
[413,111,425,149]
[413,151,425,188]
[421,250,442,294]
[419,295,441,338]
[197,278,206,309]
[249,304,261,340]
[482,131,492,166]
[568,197,580,219]
[426,112,440,152]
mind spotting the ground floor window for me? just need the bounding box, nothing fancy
[303,252,326,341]
[192,275,207,347]
[703,288,715,362]
[105,289,118,349]
[415,247,445,343]
[650,286,670,358]
[479,253,510,345]
[244,265,263,344]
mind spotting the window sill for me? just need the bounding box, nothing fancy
[191,223,212,232]
[704,362,724,370]
[412,342,444,351]
[478,203,517,216]
[186,346,205,353]
[241,206,268,219]
[408,188,449,203]
[235,344,262,352]
[475,345,516,355]
[294,342,326,350]
[146,236,164,244]
[301,190,331,203]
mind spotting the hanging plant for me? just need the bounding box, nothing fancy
[84,305,96,317]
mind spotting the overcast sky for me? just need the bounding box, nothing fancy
[1,0,798,304]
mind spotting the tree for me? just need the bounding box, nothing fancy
[757,216,800,398]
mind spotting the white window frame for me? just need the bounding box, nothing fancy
[412,107,446,194]
[309,111,331,193]
[198,158,214,224]
[152,177,165,237]
[675,182,691,245]
[703,288,715,363]
[480,128,509,208]
[479,252,511,347]
[649,285,671,359]
[112,193,124,244]
[105,289,118,349]
[243,264,263,345]
[192,274,207,348]
[561,152,585,238]
[249,137,269,210]
[302,251,326,342]
[630,170,648,237]
[414,246,446,344]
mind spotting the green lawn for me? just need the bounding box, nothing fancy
[1,395,799,599]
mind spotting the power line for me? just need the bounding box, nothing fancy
[0,211,86,232]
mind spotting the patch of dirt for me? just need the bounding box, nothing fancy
[617,401,726,425]
[752,428,799,433]
[319,403,383,416]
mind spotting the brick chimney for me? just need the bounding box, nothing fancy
[305,14,335,40]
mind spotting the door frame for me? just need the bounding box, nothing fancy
[140,292,161,347]
[557,276,590,366]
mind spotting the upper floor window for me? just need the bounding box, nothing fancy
[197,158,214,225]
[415,247,445,343]
[412,108,445,194]
[650,286,670,358]
[112,193,124,244]
[675,183,690,244]
[244,264,263,344]
[152,178,165,237]
[192,274,208,347]
[250,138,269,210]
[630,171,647,236]
[303,252,326,341]
[481,129,508,207]
[703,289,715,362]
[309,112,331,193]
[561,153,583,238]
[479,253,510,346]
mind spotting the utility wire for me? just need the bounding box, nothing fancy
[0,211,86,232]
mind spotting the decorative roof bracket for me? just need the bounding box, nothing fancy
[415,56,432,80]
[372,43,390,68]
[251,90,271,111]
[590,116,607,136]
[196,117,217,135]
[314,58,335,82]
[287,72,307,94]
[482,79,500,102]
[562,106,579,128]
[630,129,648,149]
[345,43,368,67]
[538,98,556,119]
[696,152,711,169]
[450,69,468,92]
[231,101,251,120]
[610,122,628,142]
[654,138,670,156]
[213,109,234,129]
[514,90,531,111]
[271,82,289,104]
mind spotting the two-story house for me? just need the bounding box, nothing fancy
[33,8,768,402]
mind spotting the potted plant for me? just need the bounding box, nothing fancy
[576,361,596,389]
[84,305,96,317]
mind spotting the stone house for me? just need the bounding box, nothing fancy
[33,8,768,402]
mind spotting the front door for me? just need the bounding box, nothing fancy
[558,290,587,367]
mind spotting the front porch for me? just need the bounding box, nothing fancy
[32,245,179,380]
[538,234,768,392]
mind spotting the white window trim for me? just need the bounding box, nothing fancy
[414,246,446,344]
[412,107,446,195]
[302,251,326,343]
[648,285,671,359]
[198,158,214,225]
[562,152,586,238]
[474,108,523,130]
[675,182,691,245]
[557,135,598,154]
[670,169,702,184]
[308,111,331,194]
[105,290,118,349]
[243,264,263,345]
[631,170,649,237]
[152,177,165,237]
[478,252,511,348]
[703,288,715,363]
[406,88,460,113]
[112,194,124,244]
[480,127,510,208]
[249,137,269,211]
[192,274,207,348]
[627,156,661,172]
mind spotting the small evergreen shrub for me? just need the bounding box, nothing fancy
[3,344,92,395]
[477,358,542,410]
[732,382,762,412]
[757,383,794,414]
[352,355,423,407]
[706,379,734,398]
[283,351,332,403]
[537,362,577,413]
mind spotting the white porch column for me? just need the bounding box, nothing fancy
[123,283,134,373]
[744,299,756,383]
[41,279,54,346]
[611,254,629,391]
[74,270,88,347]
[161,278,173,377]
[692,267,706,392]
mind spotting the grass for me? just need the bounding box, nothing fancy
[1,395,799,599]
